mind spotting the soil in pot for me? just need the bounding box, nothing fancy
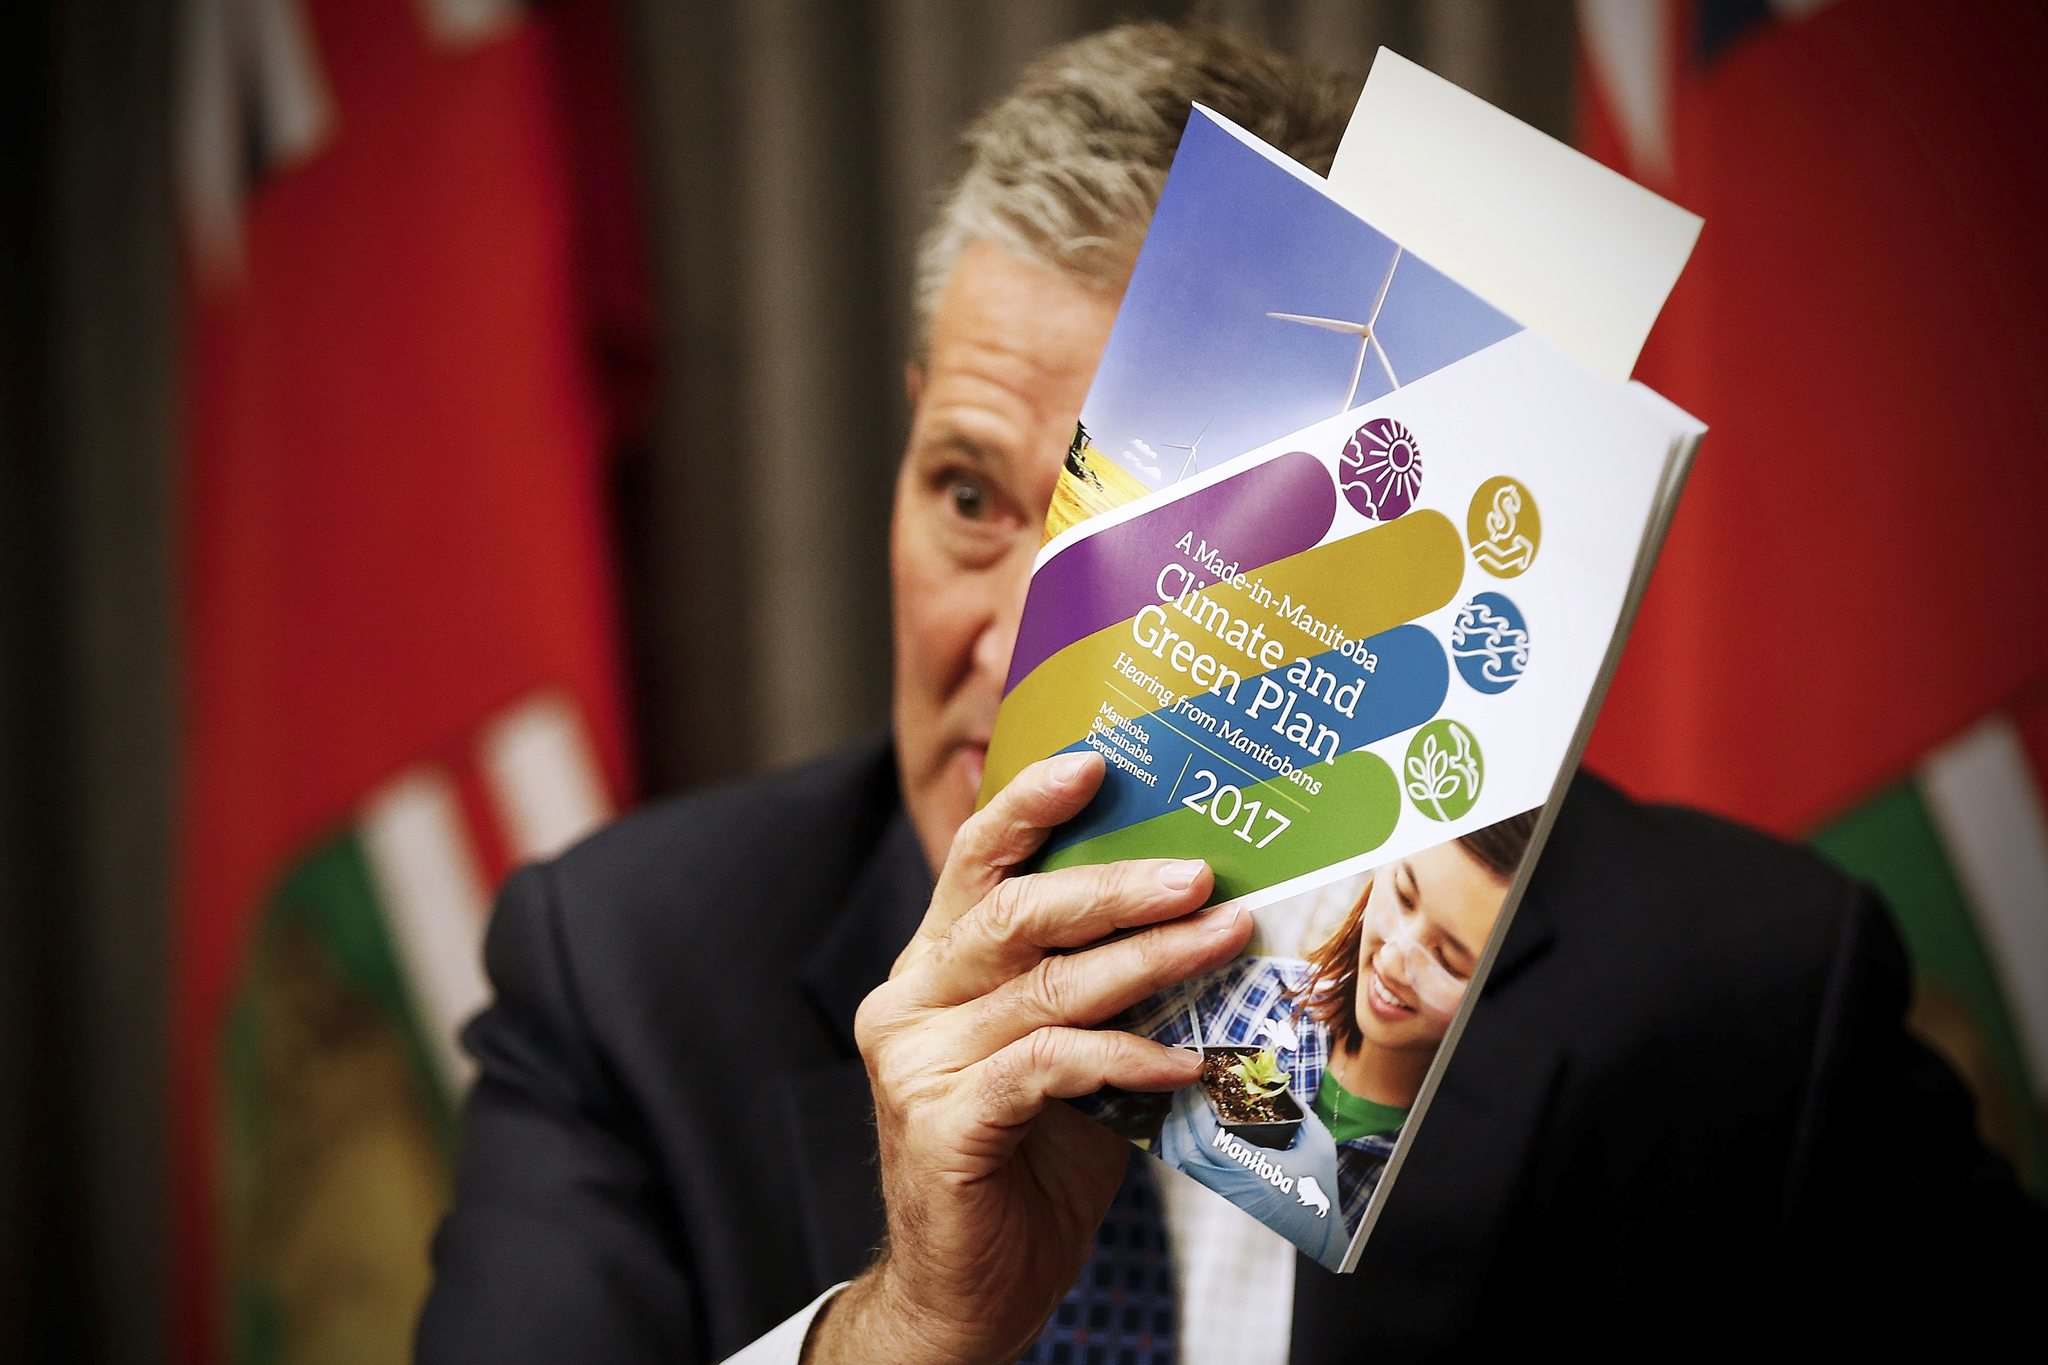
[1199,1049,1299,1125]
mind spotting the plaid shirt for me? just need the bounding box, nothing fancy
[1114,957,1400,1234]
[1119,957,1327,1096]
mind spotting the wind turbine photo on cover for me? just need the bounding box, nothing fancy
[1268,245,1405,416]
[1152,244,1409,491]
[1055,107,1521,532]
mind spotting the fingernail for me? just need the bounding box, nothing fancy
[1158,859,1206,891]
[1052,752,1097,787]
[1205,905,1244,935]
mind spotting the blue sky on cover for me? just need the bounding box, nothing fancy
[1081,109,1522,486]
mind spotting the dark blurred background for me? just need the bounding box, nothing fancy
[4,1,2043,1361]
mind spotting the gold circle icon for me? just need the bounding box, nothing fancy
[1466,476,1541,579]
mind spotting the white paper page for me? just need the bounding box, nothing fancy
[1328,49,1702,382]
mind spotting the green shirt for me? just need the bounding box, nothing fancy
[1312,1068,1408,1144]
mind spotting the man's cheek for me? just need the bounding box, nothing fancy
[891,559,947,674]
[908,583,979,676]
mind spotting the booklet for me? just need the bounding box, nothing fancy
[979,65,1704,1273]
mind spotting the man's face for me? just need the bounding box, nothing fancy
[890,239,1120,873]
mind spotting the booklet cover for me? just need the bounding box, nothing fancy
[980,98,1703,1272]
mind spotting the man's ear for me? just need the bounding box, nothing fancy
[904,360,924,412]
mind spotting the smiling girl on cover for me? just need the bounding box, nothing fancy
[1118,811,1538,1263]
[1282,811,1538,1227]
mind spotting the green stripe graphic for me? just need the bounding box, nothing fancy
[1042,747,1401,903]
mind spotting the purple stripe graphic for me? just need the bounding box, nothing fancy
[1004,452,1337,694]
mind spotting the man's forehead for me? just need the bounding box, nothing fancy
[928,242,1121,358]
[915,243,1119,459]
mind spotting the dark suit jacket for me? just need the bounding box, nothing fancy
[418,738,2042,1361]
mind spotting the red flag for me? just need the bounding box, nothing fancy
[1579,0,2048,1186]
[1580,0,2048,831]
[172,0,647,1355]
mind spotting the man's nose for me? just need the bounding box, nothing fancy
[970,618,1013,684]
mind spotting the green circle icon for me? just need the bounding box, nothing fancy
[1404,718,1483,822]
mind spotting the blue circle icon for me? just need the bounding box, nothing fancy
[1450,592,1529,694]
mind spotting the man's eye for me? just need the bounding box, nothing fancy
[947,477,991,521]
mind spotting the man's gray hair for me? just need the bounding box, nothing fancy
[912,22,1359,356]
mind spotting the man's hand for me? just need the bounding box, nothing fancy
[804,751,1252,1364]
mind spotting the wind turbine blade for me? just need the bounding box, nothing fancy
[1364,245,1402,330]
[1344,333,1369,413]
[1372,337,1399,390]
[1156,438,1195,480]
[1267,311,1369,335]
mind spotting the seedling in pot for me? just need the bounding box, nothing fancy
[1198,1045,1304,1151]
[1231,1047,1290,1098]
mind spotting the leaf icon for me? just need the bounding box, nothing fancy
[1404,734,1441,798]
[1405,721,1483,821]
[1404,732,1462,820]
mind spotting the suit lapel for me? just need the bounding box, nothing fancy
[796,808,931,1052]
[782,806,933,1285]
[776,1057,891,1286]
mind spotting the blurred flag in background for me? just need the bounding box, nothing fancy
[173,0,649,1358]
[1579,0,2048,1190]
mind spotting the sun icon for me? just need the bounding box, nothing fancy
[1340,417,1422,521]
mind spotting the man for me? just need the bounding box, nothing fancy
[417,22,2041,1364]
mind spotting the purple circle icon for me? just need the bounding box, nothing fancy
[1339,418,1422,522]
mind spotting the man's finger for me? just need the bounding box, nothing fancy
[906,857,1214,1005]
[897,752,1106,972]
[968,1027,1205,1134]
[941,904,1250,1059]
